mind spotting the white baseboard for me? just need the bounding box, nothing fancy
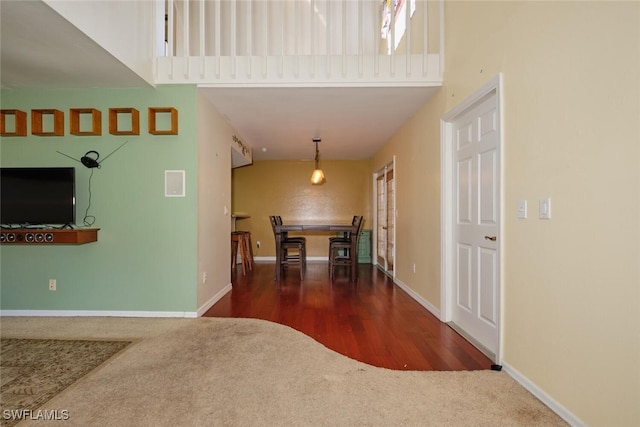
[196,283,232,317]
[390,274,583,425]
[393,278,582,426]
[502,362,585,427]
[1,267,585,426]
[0,310,199,318]
[393,277,441,319]
[0,283,234,320]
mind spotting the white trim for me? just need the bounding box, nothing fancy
[0,310,198,318]
[397,260,580,427]
[372,158,396,278]
[390,156,396,280]
[439,116,454,323]
[372,171,379,272]
[442,74,503,121]
[502,362,586,427]
[440,73,504,364]
[196,283,232,317]
[394,277,440,319]
[0,282,235,319]
[1,282,234,319]
[439,0,445,78]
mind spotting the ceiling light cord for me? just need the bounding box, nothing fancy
[314,140,320,168]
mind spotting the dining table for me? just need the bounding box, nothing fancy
[273,221,359,282]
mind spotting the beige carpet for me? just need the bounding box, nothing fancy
[0,317,566,426]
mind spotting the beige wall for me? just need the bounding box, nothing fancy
[372,1,640,425]
[371,90,445,306]
[197,91,233,311]
[232,160,371,258]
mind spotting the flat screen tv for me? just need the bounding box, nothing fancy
[0,167,76,226]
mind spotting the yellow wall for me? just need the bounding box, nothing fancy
[232,160,371,258]
[372,1,639,425]
[371,90,445,306]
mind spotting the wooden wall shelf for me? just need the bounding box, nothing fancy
[32,109,64,136]
[0,228,99,245]
[109,108,140,135]
[148,107,178,135]
[70,108,102,135]
[0,109,27,136]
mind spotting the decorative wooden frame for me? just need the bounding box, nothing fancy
[0,109,27,136]
[32,109,64,136]
[148,107,178,135]
[70,108,102,136]
[109,107,140,135]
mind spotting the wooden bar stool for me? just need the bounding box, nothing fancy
[231,231,251,275]
[241,231,254,271]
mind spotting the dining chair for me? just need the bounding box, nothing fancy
[269,215,306,280]
[328,215,362,246]
[328,215,364,280]
[276,216,306,244]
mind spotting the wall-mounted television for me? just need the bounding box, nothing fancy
[0,167,76,226]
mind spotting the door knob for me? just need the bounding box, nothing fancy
[484,235,497,241]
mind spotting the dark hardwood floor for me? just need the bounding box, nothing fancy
[204,261,492,371]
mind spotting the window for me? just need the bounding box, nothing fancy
[380,0,416,54]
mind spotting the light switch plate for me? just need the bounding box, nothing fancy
[517,200,528,219]
[539,198,551,219]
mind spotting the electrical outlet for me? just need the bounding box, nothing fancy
[202,272,207,284]
[256,241,261,249]
[48,279,56,291]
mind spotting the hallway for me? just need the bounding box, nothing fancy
[205,262,491,371]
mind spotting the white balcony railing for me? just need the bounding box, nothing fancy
[154,0,443,87]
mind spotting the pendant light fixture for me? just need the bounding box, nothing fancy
[310,137,326,185]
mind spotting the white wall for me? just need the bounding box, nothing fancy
[196,90,234,313]
[45,0,156,85]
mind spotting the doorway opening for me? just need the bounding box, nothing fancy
[373,158,396,278]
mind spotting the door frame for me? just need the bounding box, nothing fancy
[440,74,504,363]
[372,157,396,278]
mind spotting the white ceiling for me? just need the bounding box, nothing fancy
[201,86,437,161]
[0,0,438,161]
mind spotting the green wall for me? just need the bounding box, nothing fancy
[1,85,199,313]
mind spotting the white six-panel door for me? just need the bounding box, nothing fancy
[451,89,501,357]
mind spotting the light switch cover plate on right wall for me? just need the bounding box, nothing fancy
[539,198,551,219]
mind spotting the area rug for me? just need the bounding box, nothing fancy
[0,338,131,427]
